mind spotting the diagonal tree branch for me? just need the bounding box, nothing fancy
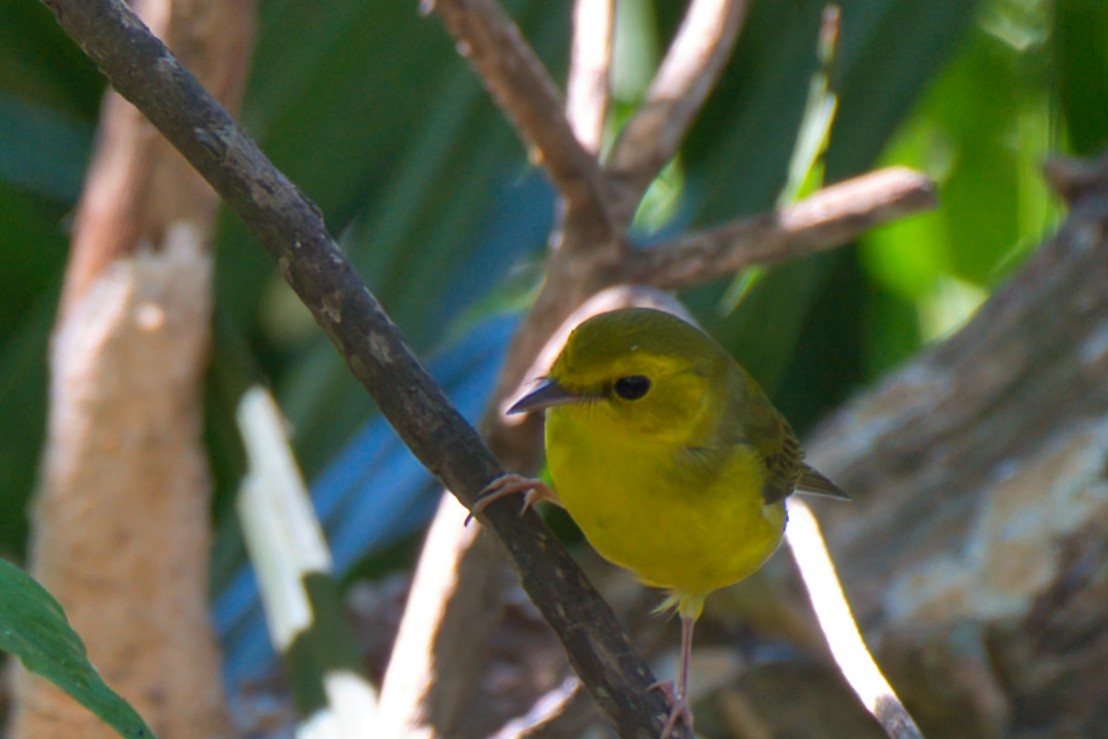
[605,0,750,219]
[36,0,685,736]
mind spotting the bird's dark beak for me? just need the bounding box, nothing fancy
[507,378,588,415]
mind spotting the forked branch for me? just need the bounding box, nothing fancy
[606,0,750,219]
[426,0,616,236]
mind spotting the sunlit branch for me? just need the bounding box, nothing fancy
[786,500,924,739]
[567,0,615,155]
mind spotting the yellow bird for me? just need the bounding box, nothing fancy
[476,307,847,737]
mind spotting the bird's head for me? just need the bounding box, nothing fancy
[509,308,730,444]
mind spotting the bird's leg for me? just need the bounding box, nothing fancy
[466,473,559,525]
[655,611,696,739]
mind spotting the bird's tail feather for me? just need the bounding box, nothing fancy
[797,464,851,500]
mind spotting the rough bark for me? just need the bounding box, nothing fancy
[13,230,228,739]
[10,0,255,736]
[806,154,1108,738]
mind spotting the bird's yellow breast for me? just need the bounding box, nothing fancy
[545,402,787,598]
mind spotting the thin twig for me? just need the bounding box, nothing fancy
[786,499,925,739]
[37,1,685,735]
[605,0,749,218]
[566,0,615,155]
[489,677,594,739]
[426,0,614,236]
[625,167,937,289]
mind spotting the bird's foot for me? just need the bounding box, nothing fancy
[466,473,556,525]
[651,680,693,739]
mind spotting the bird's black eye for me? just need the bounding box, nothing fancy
[613,375,651,400]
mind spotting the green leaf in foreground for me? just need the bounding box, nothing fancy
[0,559,156,738]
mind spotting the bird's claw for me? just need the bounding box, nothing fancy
[465,473,554,525]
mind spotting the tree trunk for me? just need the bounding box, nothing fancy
[807,154,1108,738]
[9,1,255,736]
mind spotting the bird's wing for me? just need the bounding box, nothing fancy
[720,365,804,505]
[721,362,850,503]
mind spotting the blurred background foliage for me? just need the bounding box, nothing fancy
[1,0,1104,692]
